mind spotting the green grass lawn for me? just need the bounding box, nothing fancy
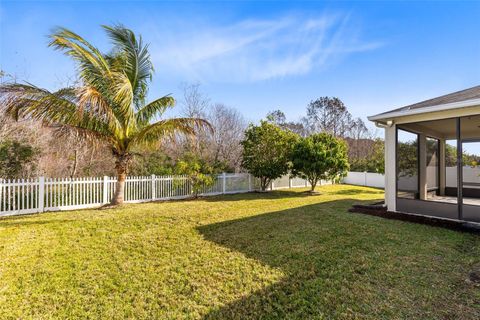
[0,185,479,319]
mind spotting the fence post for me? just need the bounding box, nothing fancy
[102,176,109,204]
[289,177,292,189]
[151,174,156,200]
[364,171,368,186]
[222,172,226,194]
[248,174,252,191]
[271,181,274,191]
[38,177,45,212]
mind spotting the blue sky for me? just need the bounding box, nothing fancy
[1,1,479,131]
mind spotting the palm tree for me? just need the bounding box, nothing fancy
[0,25,210,205]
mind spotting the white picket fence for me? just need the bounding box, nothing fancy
[0,173,314,217]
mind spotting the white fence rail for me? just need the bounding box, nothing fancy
[342,172,385,189]
[0,173,315,217]
[343,167,480,190]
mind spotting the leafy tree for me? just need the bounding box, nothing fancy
[291,133,349,192]
[0,140,38,178]
[175,154,215,198]
[0,25,209,205]
[241,121,298,191]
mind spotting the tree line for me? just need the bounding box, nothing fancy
[0,79,384,180]
[0,24,384,204]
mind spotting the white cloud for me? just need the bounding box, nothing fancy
[149,13,382,83]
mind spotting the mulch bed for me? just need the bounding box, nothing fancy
[349,203,480,234]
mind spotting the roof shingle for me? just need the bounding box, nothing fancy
[372,85,480,119]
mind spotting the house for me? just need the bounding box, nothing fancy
[368,86,480,223]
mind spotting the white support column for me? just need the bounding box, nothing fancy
[384,125,396,212]
[248,174,252,191]
[419,133,427,200]
[288,177,292,189]
[439,139,446,196]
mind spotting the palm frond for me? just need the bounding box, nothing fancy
[0,83,115,140]
[103,24,154,107]
[135,95,175,126]
[129,118,212,150]
[76,86,123,137]
[51,123,115,147]
[49,27,111,87]
[110,71,135,130]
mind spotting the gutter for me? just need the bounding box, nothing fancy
[374,120,393,129]
[368,98,480,122]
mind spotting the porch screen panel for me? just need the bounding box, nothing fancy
[460,115,480,222]
[445,139,458,199]
[461,141,480,200]
[397,129,419,199]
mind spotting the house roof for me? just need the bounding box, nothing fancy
[368,85,480,122]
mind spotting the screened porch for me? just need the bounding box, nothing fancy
[396,115,480,222]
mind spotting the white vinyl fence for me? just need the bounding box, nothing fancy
[0,173,314,217]
[343,167,480,190]
[342,172,385,189]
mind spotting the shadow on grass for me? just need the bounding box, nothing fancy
[197,198,377,319]
[204,185,384,202]
[197,198,478,320]
[332,188,384,196]
[203,190,316,202]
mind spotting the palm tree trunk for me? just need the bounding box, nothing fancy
[112,172,126,205]
[111,154,131,205]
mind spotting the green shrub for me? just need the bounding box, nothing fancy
[0,140,38,178]
[291,133,349,191]
[241,121,298,191]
